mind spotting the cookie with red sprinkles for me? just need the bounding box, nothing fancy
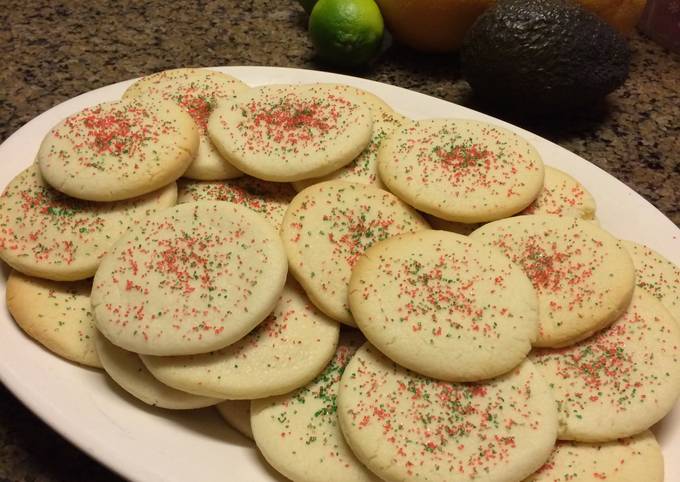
[530,287,680,442]
[94,330,221,410]
[470,215,635,348]
[123,68,249,181]
[6,271,101,368]
[91,201,288,356]
[524,430,663,482]
[207,84,373,182]
[177,176,295,230]
[140,279,339,399]
[377,118,545,223]
[251,329,380,482]
[37,98,198,201]
[216,400,253,440]
[349,230,539,382]
[281,181,430,325]
[520,166,597,220]
[337,344,558,482]
[0,165,178,281]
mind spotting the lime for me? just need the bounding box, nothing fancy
[308,0,384,68]
[297,0,318,14]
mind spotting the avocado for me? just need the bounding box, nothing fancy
[460,0,630,113]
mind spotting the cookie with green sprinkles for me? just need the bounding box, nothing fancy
[470,215,635,348]
[530,287,680,442]
[177,176,295,230]
[250,329,380,482]
[524,430,663,482]
[94,331,221,410]
[0,165,178,281]
[621,239,680,324]
[377,118,545,223]
[91,201,288,356]
[140,279,339,399]
[123,68,250,181]
[337,344,558,482]
[293,84,406,191]
[6,271,101,368]
[37,97,198,202]
[520,166,596,220]
[281,181,430,325]
[216,400,253,440]
[207,84,373,182]
[349,230,538,382]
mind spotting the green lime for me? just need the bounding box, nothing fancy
[297,0,318,14]
[308,0,384,68]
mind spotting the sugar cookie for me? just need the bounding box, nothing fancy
[338,344,558,482]
[0,165,177,281]
[207,84,372,182]
[470,215,635,347]
[37,98,198,201]
[6,271,100,368]
[530,287,680,442]
[521,166,596,220]
[216,400,253,440]
[378,118,544,223]
[123,68,249,180]
[140,280,339,399]
[349,230,538,381]
[281,181,429,325]
[91,201,287,356]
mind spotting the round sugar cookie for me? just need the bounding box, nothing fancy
[293,85,405,191]
[207,84,373,182]
[521,166,597,220]
[140,279,339,399]
[349,230,539,381]
[91,201,288,356]
[621,239,680,324]
[251,330,380,482]
[281,181,430,325]
[216,400,253,439]
[37,98,198,201]
[530,287,680,442]
[337,344,558,482]
[378,118,545,223]
[0,165,177,281]
[524,430,663,482]
[177,177,295,230]
[470,215,635,347]
[123,68,249,180]
[94,331,220,409]
[6,271,100,368]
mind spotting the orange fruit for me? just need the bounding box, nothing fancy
[374,0,495,52]
[574,0,647,34]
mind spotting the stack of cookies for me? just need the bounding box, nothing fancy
[2,68,678,482]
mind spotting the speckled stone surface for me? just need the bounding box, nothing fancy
[0,0,679,480]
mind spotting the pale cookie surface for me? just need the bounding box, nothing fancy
[530,287,680,442]
[281,181,429,325]
[349,230,538,381]
[0,165,177,281]
[216,400,253,439]
[521,166,596,220]
[378,118,544,223]
[6,271,100,368]
[622,239,680,324]
[470,215,635,347]
[207,84,373,182]
[123,68,249,180]
[524,430,663,482]
[140,280,339,399]
[37,98,198,201]
[94,331,220,410]
[293,84,405,191]
[338,344,558,482]
[91,201,287,356]
[177,177,295,230]
[251,330,380,482]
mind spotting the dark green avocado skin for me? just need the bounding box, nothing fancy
[461,0,630,113]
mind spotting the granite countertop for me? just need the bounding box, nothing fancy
[1,0,679,480]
